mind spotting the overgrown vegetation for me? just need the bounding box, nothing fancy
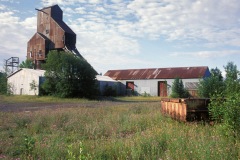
[0,72,12,95]
[0,99,239,159]
[209,62,240,139]
[103,84,117,97]
[198,67,225,98]
[19,59,34,69]
[29,80,37,95]
[0,72,7,94]
[42,50,98,98]
[170,77,190,98]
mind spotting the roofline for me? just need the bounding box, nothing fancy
[51,16,76,35]
[28,32,49,44]
[37,32,49,40]
[106,66,209,72]
[7,68,46,78]
[41,4,60,10]
[7,68,22,78]
[114,77,203,80]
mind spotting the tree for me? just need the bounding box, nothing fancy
[0,72,13,95]
[103,84,117,97]
[197,67,225,98]
[42,50,98,98]
[20,59,34,69]
[29,80,37,95]
[170,78,190,98]
[209,62,240,139]
[224,62,240,95]
[0,72,7,94]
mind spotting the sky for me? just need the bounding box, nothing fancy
[0,0,240,75]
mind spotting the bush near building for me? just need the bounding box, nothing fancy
[42,50,98,98]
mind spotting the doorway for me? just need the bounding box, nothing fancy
[126,81,134,95]
[158,81,167,97]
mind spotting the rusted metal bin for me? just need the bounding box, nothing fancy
[161,98,210,122]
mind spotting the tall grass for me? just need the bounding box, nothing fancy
[0,101,239,159]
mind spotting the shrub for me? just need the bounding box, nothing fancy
[198,67,225,98]
[0,72,7,95]
[209,92,240,138]
[42,50,98,98]
[209,62,240,139]
[103,84,116,97]
[170,78,190,98]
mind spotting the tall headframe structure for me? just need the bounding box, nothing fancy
[27,5,82,69]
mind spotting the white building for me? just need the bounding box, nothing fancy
[104,66,211,97]
[7,68,45,95]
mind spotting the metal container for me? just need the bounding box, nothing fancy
[161,98,210,122]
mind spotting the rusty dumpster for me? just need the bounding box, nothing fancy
[161,98,210,122]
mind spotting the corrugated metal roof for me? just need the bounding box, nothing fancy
[104,66,209,80]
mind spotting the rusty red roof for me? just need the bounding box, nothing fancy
[104,66,210,80]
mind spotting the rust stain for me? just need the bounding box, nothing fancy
[104,67,210,80]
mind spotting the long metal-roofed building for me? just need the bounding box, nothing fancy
[104,66,211,97]
[27,4,83,69]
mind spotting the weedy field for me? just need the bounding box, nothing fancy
[0,95,239,159]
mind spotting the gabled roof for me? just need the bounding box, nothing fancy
[41,4,59,10]
[104,66,210,80]
[40,4,75,35]
[28,32,49,43]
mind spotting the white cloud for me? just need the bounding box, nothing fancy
[0,11,36,70]
[41,0,101,6]
[0,4,6,10]
[69,21,145,73]
[171,50,240,59]
[2,0,240,73]
[39,0,240,72]
[19,17,37,30]
[0,0,17,3]
[41,0,240,48]
[0,12,19,24]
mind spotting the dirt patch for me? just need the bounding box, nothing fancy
[0,101,156,112]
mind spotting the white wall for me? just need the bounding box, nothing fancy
[119,78,201,96]
[7,69,45,95]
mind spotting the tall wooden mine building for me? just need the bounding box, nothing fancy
[27,5,82,69]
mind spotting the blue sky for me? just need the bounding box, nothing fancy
[0,0,240,75]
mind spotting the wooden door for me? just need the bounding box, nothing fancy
[158,81,167,97]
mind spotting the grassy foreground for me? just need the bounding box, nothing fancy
[0,97,240,159]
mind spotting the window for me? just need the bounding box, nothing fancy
[39,50,42,57]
